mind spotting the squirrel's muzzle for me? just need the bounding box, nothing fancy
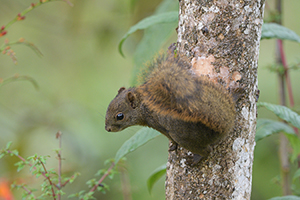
[105,125,112,132]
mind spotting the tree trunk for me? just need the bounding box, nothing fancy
[165,1,265,199]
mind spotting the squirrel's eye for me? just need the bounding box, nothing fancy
[116,113,124,121]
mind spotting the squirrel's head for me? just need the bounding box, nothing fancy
[105,87,142,132]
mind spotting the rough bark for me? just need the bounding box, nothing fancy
[165,0,265,199]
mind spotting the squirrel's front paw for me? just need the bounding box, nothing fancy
[168,141,178,151]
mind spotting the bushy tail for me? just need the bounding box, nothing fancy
[138,54,236,135]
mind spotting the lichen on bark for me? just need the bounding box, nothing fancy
[165,0,265,199]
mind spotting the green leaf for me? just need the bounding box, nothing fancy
[0,75,39,90]
[20,40,43,58]
[147,164,166,194]
[6,141,12,149]
[261,23,300,43]
[256,118,295,142]
[56,190,66,195]
[68,193,77,198]
[268,196,300,200]
[86,178,97,188]
[95,169,105,176]
[97,183,109,193]
[256,119,300,162]
[68,190,85,198]
[285,133,300,162]
[38,155,50,164]
[266,63,285,75]
[82,191,95,200]
[131,0,179,85]
[118,11,178,57]
[108,169,117,179]
[293,168,300,182]
[10,149,18,156]
[68,172,80,184]
[27,154,38,161]
[257,102,300,129]
[114,128,161,164]
[36,172,43,178]
[104,158,114,166]
[14,161,25,172]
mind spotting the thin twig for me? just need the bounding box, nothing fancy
[0,75,39,90]
[277,40,298,133]
[39,159,56,200]
[7,149,27,163]
[60,175,72,187]
[56,131,62,200]
[119,164,132,200]
[22,185,37,199]
[6,150,60,190]
[63,0,74,6]
[275,0,300,179]
[88,162,115,193]
[2,0,73,33]
[277,39,294,106]
[275,0,292,195]
[60,178,70,188]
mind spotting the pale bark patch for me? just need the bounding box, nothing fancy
[191,55,241,87]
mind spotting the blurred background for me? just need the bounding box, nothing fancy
[0,0,299,199]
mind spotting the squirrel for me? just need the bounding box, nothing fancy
[105,50,240,163]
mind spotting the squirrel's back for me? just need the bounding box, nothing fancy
[137,54,236,135]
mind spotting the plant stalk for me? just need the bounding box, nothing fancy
[276,0,291,195]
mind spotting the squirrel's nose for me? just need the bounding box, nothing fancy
[105,125,112,132]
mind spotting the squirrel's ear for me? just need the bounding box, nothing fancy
[117,87,126,95]
[127,92,137,109]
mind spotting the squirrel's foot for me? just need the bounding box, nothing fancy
[193,154,203,164]
[168,141,178,151]
[186,154,205,166]
[191,146,212,165]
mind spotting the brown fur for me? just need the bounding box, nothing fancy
[105,53,238,160]
[137,55,236,135]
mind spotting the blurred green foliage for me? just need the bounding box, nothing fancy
[0,0,300,199]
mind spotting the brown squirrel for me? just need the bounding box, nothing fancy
[105,52,239,162]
